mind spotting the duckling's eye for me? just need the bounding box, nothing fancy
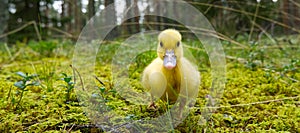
[176,42,180,47]
[160,42,163,47]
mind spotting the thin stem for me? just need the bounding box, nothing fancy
[4,43,13,60]
[248,2,260,42]
[15,88,25,110]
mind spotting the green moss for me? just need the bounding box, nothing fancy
[0,40,299,132]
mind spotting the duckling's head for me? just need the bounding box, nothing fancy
[157,29,183,70]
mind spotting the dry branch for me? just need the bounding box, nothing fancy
[46,26,75,39]
[206,95,300,109]
[0,21,41,41]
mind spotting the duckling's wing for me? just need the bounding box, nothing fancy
[142,58,167,101]
[179,58,200,99]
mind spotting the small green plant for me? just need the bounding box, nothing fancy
[39,62,57,92]
[97,86,117,102]
[28,40,58,56]
[245,41,264,70]
[282,59,299,73]
[60,73,74,102]
[13,72,39,110]
[280,59,300,82]
[94,75,116,101]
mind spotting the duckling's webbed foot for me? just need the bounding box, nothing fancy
[148,102,158,110]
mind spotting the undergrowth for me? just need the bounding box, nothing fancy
[0,37,299,132]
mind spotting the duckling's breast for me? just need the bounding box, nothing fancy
[161,66,181,102]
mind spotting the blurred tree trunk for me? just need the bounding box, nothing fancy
[67,1,73,34]
[0,0,8,42]
[88,0,95,19]
[144,0,153,31]
[123,0,140,35]
[45,1,49,28]
[281,0,300,34]
[133,0,140,33]
[104,0,118,39]
[8,0,41,43]
[155,0,162,30]
[61,1,65,18]
[25,0,40,23]
[67,0,83,36]
[282,0,290,34]
[74,0,82,35]
[74,0,78,33]
[124,0,133,35]
[61,0,65,31]
[290,1,300,31]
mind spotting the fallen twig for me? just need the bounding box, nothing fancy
[46,26,75,39]
[205,95,300,109]
[0,21,41,41]
[70,65,85,91]
[263,68,299,83]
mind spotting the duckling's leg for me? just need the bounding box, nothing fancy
[148,102,157,110]
[178,97,186,119]
[177,92,197,119]
[147,72,167,110]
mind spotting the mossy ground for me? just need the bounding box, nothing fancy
[0,38,299,132]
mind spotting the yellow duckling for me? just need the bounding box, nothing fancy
[142,29,200,117]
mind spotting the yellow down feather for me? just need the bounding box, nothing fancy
[142,29,200,113]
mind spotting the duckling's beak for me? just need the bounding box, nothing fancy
[163,49,177,70]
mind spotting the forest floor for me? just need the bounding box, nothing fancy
[0,37,299,132]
